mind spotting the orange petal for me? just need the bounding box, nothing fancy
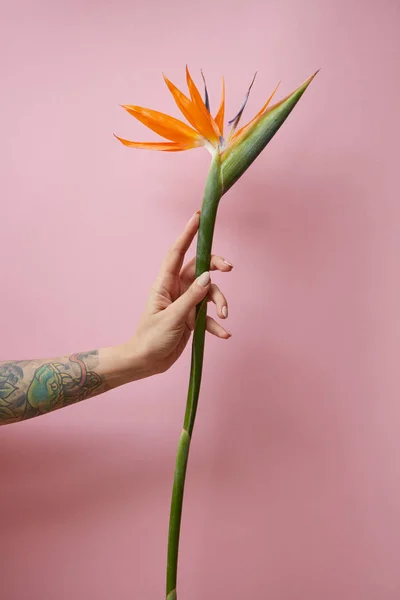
[163,75,219,145]
[252,81,281,121]
[185,66,221,141]
[232,81,281,140]
[114,135,197,151]
[214,77,225,136]
[121,104,203,145]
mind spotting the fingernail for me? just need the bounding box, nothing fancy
[191,211,200,222]
[197,271,210,287]
[223,259,233,267]
[225,329,232,337]
[222,305,228,318]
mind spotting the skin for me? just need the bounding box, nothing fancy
[0,211,232,425]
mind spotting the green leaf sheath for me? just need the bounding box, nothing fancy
[221,73,317,194]
[166,428,190,598]
[166,154,222,599]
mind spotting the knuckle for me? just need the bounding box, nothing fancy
[210,283,222,299]
[170,245,185,259]
[190,282,201,296]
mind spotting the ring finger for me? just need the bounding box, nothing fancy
[208,283,228,319]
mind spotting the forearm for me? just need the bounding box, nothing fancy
[0,345,144,425]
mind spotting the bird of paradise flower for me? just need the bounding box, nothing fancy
[116,66,318,600]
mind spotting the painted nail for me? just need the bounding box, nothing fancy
[222,305,228,318]
[191,210,201,221]
[223,259,233,267]
[197,271,210,287]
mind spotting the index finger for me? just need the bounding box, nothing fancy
[160,211,200,277]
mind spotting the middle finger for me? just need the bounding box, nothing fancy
[180,255,233,284]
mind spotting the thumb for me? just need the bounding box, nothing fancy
[167,271,210,325]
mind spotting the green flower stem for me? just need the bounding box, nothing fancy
[166,153,222,600]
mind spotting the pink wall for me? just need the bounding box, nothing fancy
[1,0,399,598]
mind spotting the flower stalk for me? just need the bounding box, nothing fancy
[166,153,222,600]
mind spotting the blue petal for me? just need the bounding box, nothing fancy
[228,72,257,130]
[200,70,210,112]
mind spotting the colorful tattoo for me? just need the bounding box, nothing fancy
[0,362,26,423]
[0,351,102,424]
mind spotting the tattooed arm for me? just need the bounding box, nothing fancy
[0,349,137,424]
[0,212,233,425]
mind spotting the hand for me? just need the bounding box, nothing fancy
[122,211,233,379]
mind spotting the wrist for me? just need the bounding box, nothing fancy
[116,340,156,382]
[100,343,152,387]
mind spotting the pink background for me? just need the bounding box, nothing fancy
[1,0,399,598]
